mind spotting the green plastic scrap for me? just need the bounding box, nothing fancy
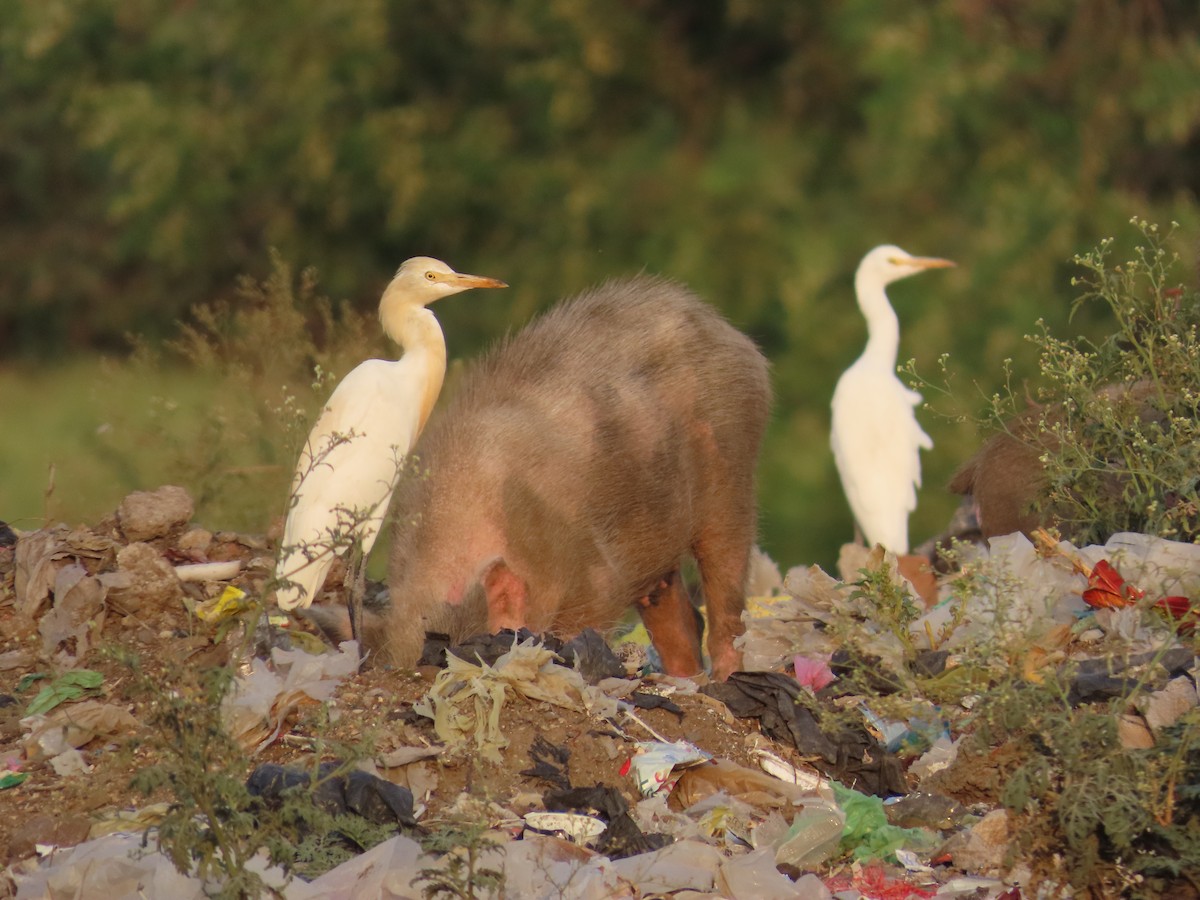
[25,669,105,716]
[0,772,29,790]
[834,782,937,862]
[16,672,48,693]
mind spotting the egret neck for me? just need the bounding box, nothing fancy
[379,299,447,435]
[854,269,901,372]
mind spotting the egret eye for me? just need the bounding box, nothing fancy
[425,271,436,281]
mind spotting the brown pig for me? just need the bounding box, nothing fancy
[948,380,1168,543]
[356,274,771,680]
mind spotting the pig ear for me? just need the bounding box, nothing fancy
[479,557,528,633]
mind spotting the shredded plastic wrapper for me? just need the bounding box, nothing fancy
[413,638,619,764]
[221,640,360,753]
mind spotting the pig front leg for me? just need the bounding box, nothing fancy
[635,569,704,677]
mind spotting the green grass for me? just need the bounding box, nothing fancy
[0,357,264,530]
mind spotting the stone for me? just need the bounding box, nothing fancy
[176,527,214,555]
[108,542,182,615]
[117,485,194,542]
[943,808,1011,875]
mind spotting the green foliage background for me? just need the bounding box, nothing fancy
[2,1,1199,569]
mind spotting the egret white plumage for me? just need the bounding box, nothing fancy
[830,245,953,554]
[274,257,506,611]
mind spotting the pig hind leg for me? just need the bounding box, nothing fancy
[635,569,704,676]
[692,511,753,682]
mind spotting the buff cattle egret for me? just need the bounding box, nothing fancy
[274,257,507,611]
[830,245,953,554]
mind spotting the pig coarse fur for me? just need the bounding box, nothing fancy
[359,275,770,679]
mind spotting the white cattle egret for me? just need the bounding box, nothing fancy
[830,245,953,554]
[274,257,507,611]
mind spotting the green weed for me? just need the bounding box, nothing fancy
[121,651,389,898]
[415,817,506,900]
[997,220,1200,544]
[848,561,922,652]
[965,672,1200,896]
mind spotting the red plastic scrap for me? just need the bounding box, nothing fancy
[1154,594,1199,632]
[823,863,937,899]
[1033,530,1195,623]
[1078,558,1196,630]
[1081,559,1144,609]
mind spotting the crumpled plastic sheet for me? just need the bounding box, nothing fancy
[610,839,725,894]
[702,673,839,762]
[544,783,672,859]
[11,830,841,900]
[909,532,1090,652]
[718,848,832,899]
[743,558,917,683]
[245,762,417,828]
[700,672,906,796]
[834,783,939,864]
[911,531,1200,654]
[1081,532,1200,600]
[9,832,290,900]
[738,566,849,672]
[1066,647,1195,706]
[221,640,360,752]
[413,639,619,764]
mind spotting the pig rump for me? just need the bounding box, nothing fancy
[365,275,771,680]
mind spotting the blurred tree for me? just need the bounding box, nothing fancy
[1,0,1198,567]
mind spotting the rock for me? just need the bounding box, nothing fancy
[176,527,213,555]
[1142,676,1199,734]
[1118,713,1155,749]
[117,485,194,542]
[942,808,1011,875]
[108,542,182,615]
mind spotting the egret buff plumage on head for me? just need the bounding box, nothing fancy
[831,245,953,555]
[274,257,507,611]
